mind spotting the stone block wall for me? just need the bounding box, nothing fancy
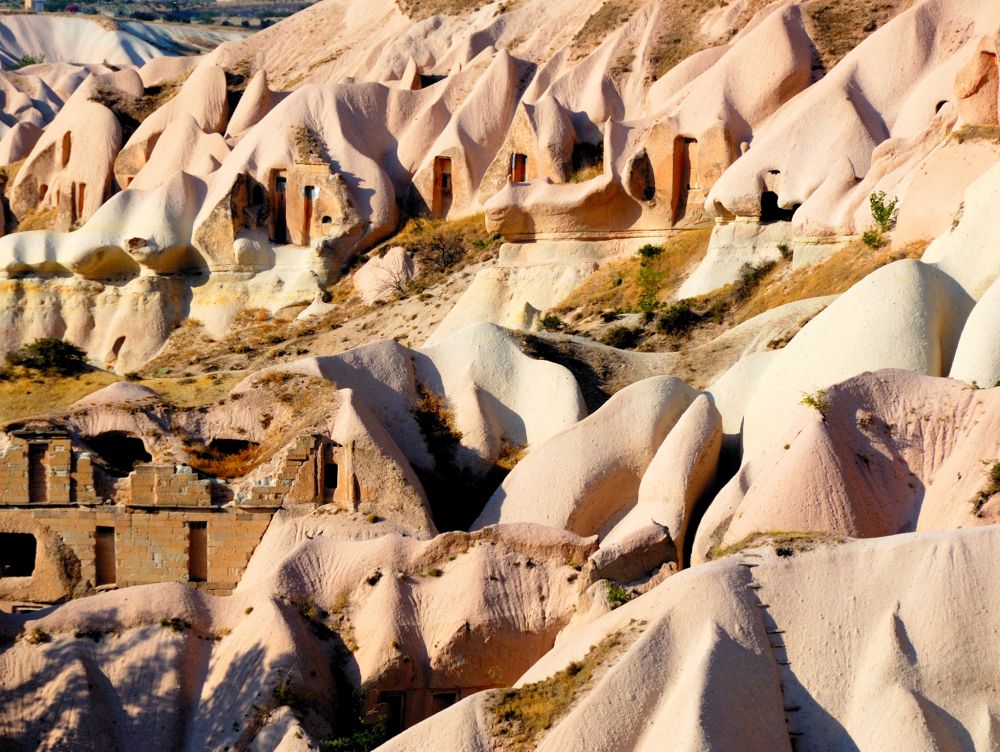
[0,435,100,506]
[129,464,212,508]
[0,507,273,603]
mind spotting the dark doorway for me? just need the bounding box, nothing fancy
[272,173,288,243]
[379,693,405,735]
[303,185,316,244]
[0,533,36,577]
[28,443,47,503]
[431,691,458,714]
[760,191,799,223]
[672,136,698,222]
[324,462,338,492]
[433,157,453,217]
[510,153,527,182]
[188,521,208,583]
[85,432,151,477]
[95,526,116,586]
[111,336,126,359]
[571,141,604,176]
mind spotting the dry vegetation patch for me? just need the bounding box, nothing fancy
[489,623,642,749]
[646,0,723,81]
[735,239,926,322]
[0,370,120,424]
[549,233,924,359]
[708,530,847,560]
[804,0,914,73]
[90,76,187,142]
[572,0,641,59]
[385,213,503,290]
[396,0,488,19]
[555,228,712,319]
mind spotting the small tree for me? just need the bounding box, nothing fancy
[869,191,899,233]
[6,338,89,376]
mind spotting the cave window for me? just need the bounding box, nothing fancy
[111,336,125,359]
[759,191,799,223]
[38,184,48,201]
[85,432,151,477]
[61,132,71,168]
[435,158,453,194]
[935,100,948,113]
[418,74,446,87]
[379,692,406,735]
[510,153,527,182]
[0,533,36,577]
[431,691,459,714]
[188,521,207,583]
[672,136,699,222]
[95,526,116,586]
[271,172,288,244]
[321,215,332,224]
[76,183,86,216]
[28,443,47,504]
[324,462,338,492]
[433,157,453,217]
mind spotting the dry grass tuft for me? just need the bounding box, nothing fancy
[952,124,1000,145]
[972,461,1000,517]
[184,441,261,479]
[489,626,639,748]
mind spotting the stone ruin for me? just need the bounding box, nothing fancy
[0,428,359,611]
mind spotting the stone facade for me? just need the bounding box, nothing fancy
[243,435,357,509]
[0,430,360,610]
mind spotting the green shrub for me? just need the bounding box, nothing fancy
[800,389,830,417]
[657,300,701,336]
[870,191,899,232]
[734,260,777,301]
[9,54,44,70]
[635,245,666,312]
[601,326,640,350]
[862,228,883,249]
[6,338,88,376]
[159,617,191,633]
[540,314,564,332]
[972,461,1000,516]
[604,582,631,609]
[25,627,50,645]
[778,243,793,260]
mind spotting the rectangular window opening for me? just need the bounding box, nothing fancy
[188,521,208,583]
[95,526,116,586]
[431,691,459,714]
[0,533,36,577]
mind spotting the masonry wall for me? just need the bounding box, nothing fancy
[0,507,272,605]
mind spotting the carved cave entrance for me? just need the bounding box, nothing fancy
[0,533,36,577]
